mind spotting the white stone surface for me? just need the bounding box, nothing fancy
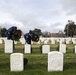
[74,46,76,53]
[31,41,33,44]
[51,39,55,44]
[72,38,76,44]
[48,51,63,71]
[14,41,17,44]
[65,38,71,44]
[20,38,25,44]
[36,41,40,44]
[59,39,64,44]
[10,53,24,71]
[56,39,60,43]
[59,44,66,53]
[59,40,62,44]
[4,40,13,53]
[24,44,31,53]
[42,45,50,53]
[0,39,2,44]
[72,40,76,44]
[44,40,48,44]
[40,37,45,42]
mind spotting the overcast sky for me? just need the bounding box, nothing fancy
[0,0,76,33]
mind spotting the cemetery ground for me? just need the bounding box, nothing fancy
[0,41,76,75]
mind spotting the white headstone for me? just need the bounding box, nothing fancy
[36,41,40,44]
[42,45,50,53]
[40,37,45,42]
[48,51,63,71]
[24,44,31,53]
[74,46,76,53]
[66,38,71,44]
[59,40,62,44]
[51,39,55,44]
[4,40,13,53]
[56,39,60,43]
[31,41,33,44]
[59,44,66,53]
[14,41,17,44]
[0,39,2,44]
[20,38,25,44]
[72,40,76,44]
[59,39,64,44]
[72,38,76,44]
[44,40,48,44]
[10,53,24,71]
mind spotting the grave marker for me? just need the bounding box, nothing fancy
[48,51,63,71]
[10,53,24,71]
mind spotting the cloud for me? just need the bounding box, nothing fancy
[0,0,76,33]
[58,0,76,15]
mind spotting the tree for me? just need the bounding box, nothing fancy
[1,28,7,37]
[42,31,51,37]
[0,26,2,37]
[31,28,42,42]
[64,21,76,37]
[33,28,42,36]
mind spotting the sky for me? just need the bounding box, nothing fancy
[0,0,76,33]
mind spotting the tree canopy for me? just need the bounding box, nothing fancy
[64,21,76,37]
[0,28,7,37]
[33,28,42,36]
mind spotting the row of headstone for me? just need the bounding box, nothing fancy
[38,37,76,45]
[3,40,71,54]
[4,40,32,53]
[1,37,76,45]
[10,51,63,72]
[42,44,66,54]
[4,39,76,54]
[24,44,66,54]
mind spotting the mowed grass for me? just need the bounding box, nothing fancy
[0,42,76,75]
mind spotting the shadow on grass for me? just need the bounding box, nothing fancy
[24,58,28,69]
[25,61,47,71]
[64,62,76,71]
[0,62,10,72]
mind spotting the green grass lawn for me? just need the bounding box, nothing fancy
[0,42,76,75]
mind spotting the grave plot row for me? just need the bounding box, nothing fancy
[10,51,63,72]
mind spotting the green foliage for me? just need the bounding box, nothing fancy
[11,30,22,41]
[31,32,39,42]
[33,28,42,36]
[32,28,42,42]
[64,22,76,37]
[1,28,7,37]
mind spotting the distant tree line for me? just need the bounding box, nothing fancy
[0,20,76,38]
[0,27,66,37]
